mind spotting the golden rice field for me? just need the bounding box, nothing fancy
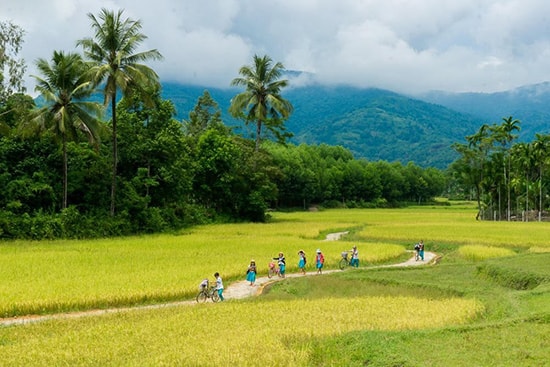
[1,206,549,318]
[0,216,400,317]
[0,296,483,366]
[458,245,516,261]
[345,206,550,249]
[1,205,548,366]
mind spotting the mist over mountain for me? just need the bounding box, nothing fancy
[417,82,550,140]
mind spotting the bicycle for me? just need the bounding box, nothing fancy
[196,284,220,303]
[339,251,350,270]
[267,261,284,278]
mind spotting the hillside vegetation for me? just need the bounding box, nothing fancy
[419,81,550,139]
[162,83,484,168]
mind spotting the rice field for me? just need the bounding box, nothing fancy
[0,204,548,366]
[347,207,550,248]
[1,206,549,317]
[0,215,397,317]
[458,245,517,261]
[0,296,483,366]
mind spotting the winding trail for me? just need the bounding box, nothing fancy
[225,232,437,299]
[1,232,437,327]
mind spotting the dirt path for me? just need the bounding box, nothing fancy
[225,248,437,299]
[1,233,437,327]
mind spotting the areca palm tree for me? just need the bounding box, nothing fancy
[229,54,293,152]
[30,51,104,209]
[464,123,492,219]
[77,8,163,215]
[494,116,520,220]
[512,142,535,221]
[532,133,550,221]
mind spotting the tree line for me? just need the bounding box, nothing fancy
[0,85,446,239]
[450,116,550,221]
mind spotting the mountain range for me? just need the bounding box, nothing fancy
[160,81,550,169]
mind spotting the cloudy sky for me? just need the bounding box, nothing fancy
[3,0,550,95]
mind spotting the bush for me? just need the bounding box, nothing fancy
[137,207,167,233]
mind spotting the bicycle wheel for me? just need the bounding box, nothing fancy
[196,291,208,303]
[211,291,220,303]
[268,268,274,278]
[339,258,348,270]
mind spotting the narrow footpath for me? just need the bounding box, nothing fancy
[1,233,437,327]
[225,232,436,299]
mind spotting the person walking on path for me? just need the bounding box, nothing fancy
[298,250,307,275]
[418,240,425,261]
[246,260,257,286]
[273,252,286,278]
[350,245,359,267]
[214,272,224,301]
[315,249,325,274]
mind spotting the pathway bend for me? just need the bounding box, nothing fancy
[1,233,437,327]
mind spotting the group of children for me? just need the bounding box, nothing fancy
[203,246,360,300]
[245,248,329,286]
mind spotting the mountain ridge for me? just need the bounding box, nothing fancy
[161,82,484,168]
[417,82,550,139]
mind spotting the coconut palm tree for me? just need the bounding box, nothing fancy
[77,8,163,215]
[30,51,104,209]
[229,54,293,152]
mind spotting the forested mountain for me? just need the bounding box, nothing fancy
[418,82,550,140]
[161,82,484,169]
[285,87,483,169]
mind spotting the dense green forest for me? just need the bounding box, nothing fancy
[0,87,447,239]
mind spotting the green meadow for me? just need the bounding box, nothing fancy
[0,204,549,366]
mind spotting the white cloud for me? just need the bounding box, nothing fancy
[2,0,550,95]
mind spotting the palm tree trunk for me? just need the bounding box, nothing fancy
[525,173,529,222]
[475,183,481,220]
[507,156,511,221]
[255,120,262,151]
[110,93,117,216]
[62,134,68,210]
[539,166,543,221]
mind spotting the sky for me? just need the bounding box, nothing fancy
[3,0,550,96]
